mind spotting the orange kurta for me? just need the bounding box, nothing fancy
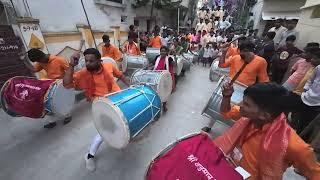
[149,36,162,48]
[219,55,269,86]
[102,44,122,61]
[221,106,320,180]
[33,55,69,79]
[67,62,122,99]
[123,42,141,56]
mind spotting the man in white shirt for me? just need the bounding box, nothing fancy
[204,19,213,32]
[198,9,207,20]
[279,20,299,47]
[200,30,210,47]
[196,19,206,33]
[219,17,231,31]
[209,32,216,44]
[268,19,287,47]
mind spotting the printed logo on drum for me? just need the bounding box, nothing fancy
[187,154,216,180]
[19,90,29,100]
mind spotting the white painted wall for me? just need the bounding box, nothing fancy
[296,6,320,48]
[13,0,135,32]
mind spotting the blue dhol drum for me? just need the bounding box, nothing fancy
[92,85,162,149]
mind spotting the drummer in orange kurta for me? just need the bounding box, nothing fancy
[219,40,269,86]
[21,48,71,128]
[123,36,141,56]
[149,31,162,48]
[213,82,320,180]
[101,35,122,61]
[63,48,129,173]
[23,48,69,79]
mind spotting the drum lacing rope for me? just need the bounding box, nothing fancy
[114,86,160,123]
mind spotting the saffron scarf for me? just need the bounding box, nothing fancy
[214,113,291,179]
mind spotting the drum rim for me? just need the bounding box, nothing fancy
[48,80,75,116]
[92,96,131,149]
[144,132,204,179]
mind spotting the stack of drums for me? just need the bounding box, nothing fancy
[181,53,193,72]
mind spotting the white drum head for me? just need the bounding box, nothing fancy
[92,97,130,149]
[122,55,128,73]
[157,71,173,102]
[176,57,184,76]
[50,81,75,116]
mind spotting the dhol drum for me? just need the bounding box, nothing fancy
[209,59,229,82]
[146,48,160,64]
[0,76,75,118]
[122,54,149,74]
[174,56,184,76]
[92,85,161,149]
[181,53,193,71]
[202,76,247,126]
[146,133,243,180]
[131,70,173,102]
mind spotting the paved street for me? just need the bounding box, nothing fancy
[0,65,304,180]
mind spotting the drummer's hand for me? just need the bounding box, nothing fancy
[69,52,80,67]
[222,82,234,97]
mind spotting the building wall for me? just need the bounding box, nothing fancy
[296,4,320,48]
[14,0,134,32]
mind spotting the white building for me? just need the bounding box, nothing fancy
[296,0,320,48]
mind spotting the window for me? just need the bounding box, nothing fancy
[311,5,320,19]
[121,15,127,23]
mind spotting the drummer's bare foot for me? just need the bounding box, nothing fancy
[85,154,96,172]
[201,126,211,133]
[63,116,72,125]
[44,122,57,129]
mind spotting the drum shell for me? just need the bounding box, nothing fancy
[181,53,193,71]
[130,70,173,102]
[92,85,161,149]
[209,59,229,82]
[122,55,149,75]
[202,76,247,124]
[146,48,160,65]
[175,56,184,76]
[44,80,75,116]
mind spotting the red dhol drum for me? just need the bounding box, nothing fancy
[146,133,243,180]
